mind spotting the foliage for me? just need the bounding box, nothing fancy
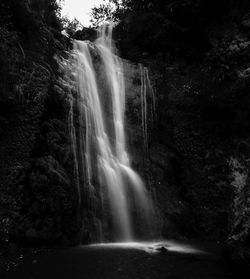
[90,0,129,27]
[1,0,250,273]
[0,26,19,101]
[61,17,83,37]
[91,3,115,27]
[0,0,62,37]
[90,0,250,61]
[0,0,79,262]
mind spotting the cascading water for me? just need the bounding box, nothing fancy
[139,64,156,151]
[67,23,155,242]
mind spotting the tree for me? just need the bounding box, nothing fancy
[90,3,115,27]
[61,17,83,37]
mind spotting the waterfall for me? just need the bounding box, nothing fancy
[68,93,81,207]
[139,64,156,152]
[67,23,155,242]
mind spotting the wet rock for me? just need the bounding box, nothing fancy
[227,156,250,273]
[241,19,250,30]
[238,67,250,78]
[11,155,79,245]
[8,242,18,256]
[158,246,168,253]
[74,27,97,42]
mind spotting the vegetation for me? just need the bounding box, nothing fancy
[0,0,82,273]
[1,0,250,275]
[90,0,250,270]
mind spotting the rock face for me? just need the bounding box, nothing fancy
[0,2,82,259]
[122,60,197,239]
[226,157,250,271]
[0,53,81,247]
[115,8,250,269]
[121,9,250,271]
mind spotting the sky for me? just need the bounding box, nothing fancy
[61,0,106,27]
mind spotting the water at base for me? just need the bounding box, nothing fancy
[69,23,156,241]
[86,240,207,255]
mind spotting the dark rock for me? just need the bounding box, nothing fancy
[73,27,97,42]
[241,19,250,31]
[158,246,168,253]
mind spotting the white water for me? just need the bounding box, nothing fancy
[69,23,155,241]
[68,93,81,207]
[87,240,206,255]
[139,64,156,151]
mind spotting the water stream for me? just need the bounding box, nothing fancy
[68,23,155,242]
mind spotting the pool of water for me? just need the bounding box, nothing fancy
[4,239,227,279]
[86,240,207,255]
